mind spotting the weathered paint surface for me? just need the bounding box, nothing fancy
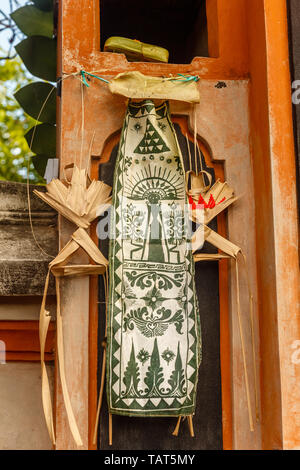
[246,0,284,449]
[264,0,300,450]
[0,181,57,296]
[246,0,300,450]
[0,363,53,450]
[61,0,249,79]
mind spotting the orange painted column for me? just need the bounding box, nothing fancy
[246,0,283,450]
[264,0,300,450]
[247,0,300,450]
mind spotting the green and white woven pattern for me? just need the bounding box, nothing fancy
[107,100,201,417]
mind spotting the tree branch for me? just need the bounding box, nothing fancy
[0,53,17,61]
[0,1,28,54]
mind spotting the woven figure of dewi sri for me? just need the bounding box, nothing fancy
[107,99,201,423]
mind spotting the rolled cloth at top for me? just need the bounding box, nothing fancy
[109,71,200,103]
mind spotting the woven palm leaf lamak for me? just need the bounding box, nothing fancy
[107,100,201,436]
[34,166,112,447]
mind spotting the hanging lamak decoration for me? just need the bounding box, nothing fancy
[106,99,201,428]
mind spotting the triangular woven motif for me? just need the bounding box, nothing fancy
[134,118,170,154]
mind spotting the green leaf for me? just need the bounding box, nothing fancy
[25,123,56,156]
[15,36,56,81]
[32,0,53,11]
[31,154,49,178]
[0,54,44,184]
[14,82,56,124]
[11,6,53,38]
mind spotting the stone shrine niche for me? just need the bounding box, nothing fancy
[99,0,211,63]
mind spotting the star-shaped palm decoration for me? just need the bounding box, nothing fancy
[34,165,112,448]
[187,172,258,432]
[34,165,112,230]
[188,174,241,260]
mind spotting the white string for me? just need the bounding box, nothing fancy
[26,73,90,258]
[26,85,57,259]
[185,134,192,171]
[79,79,84,169]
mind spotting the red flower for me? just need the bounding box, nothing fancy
[189,196,197,210]
[189,194,226,210]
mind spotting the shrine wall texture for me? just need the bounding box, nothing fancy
[0,181,57,296]
[0,363,53,450]
[0,181,57,449]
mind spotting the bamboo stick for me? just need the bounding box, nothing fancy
[109,413,113,446]
[187,416,195,437]
[172,416,182,436]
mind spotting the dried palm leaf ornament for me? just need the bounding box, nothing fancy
[34,166,112,446]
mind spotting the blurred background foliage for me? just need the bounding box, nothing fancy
[0,53,40,182]
[0,0,56,184]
